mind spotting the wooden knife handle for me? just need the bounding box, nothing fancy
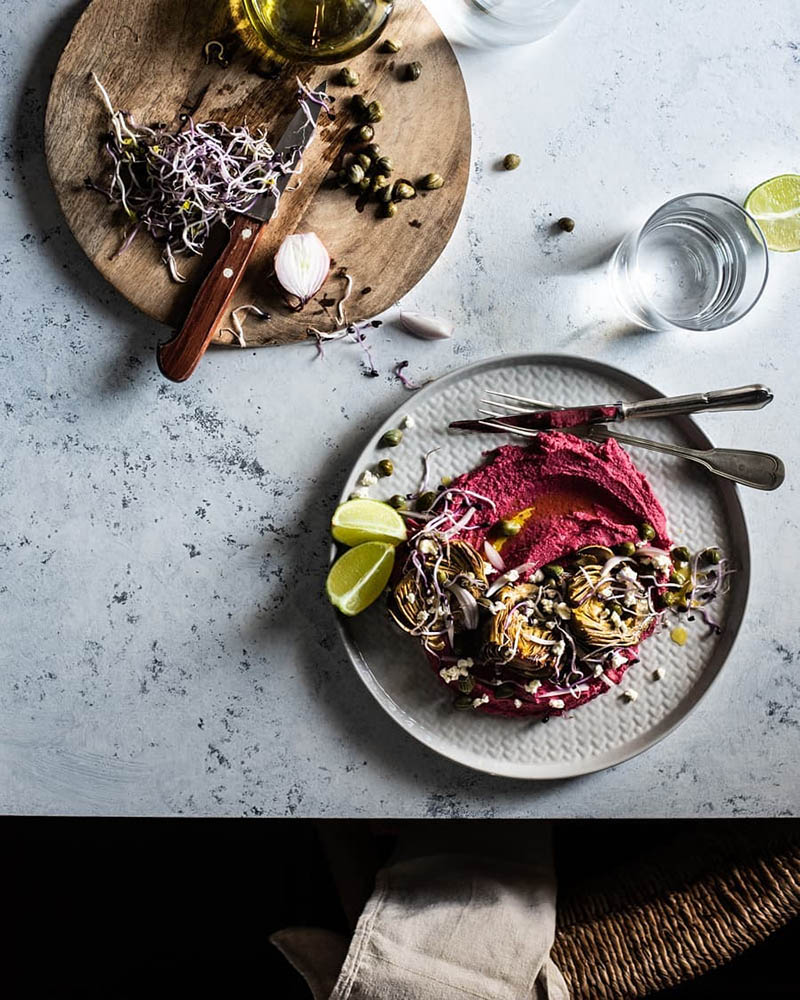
[157,214,265,382]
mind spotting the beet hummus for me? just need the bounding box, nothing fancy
[389,431,729,719]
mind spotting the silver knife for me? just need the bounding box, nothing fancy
[157,82,328,382]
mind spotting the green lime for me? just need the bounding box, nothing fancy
[331,498,406,547]
[326,541,396,616]
[744,174,800,252]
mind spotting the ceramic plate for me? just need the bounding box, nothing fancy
[335,354,750,779]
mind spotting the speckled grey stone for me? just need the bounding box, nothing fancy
[0,0,798,816]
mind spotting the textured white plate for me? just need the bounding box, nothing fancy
[335,355,750,779]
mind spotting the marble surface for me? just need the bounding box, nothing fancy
[1,0,798,817]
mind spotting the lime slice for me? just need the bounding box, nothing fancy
[744,174,800,251]
[326,541,395,616]
[331,498,407,547]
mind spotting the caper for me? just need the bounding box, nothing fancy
[557,217,576,232]
[375,156,394,175]
[503,153,521,171]
[616,540,637,557]
[639,522,656,541]
[353,152,372,171]
[377,459,394,478]
[378,183,395,204]
[609,602,624,616]
[458,675,475,694]
[394,180,416,200]
[357,176,371,193]
[454,694,474,711]
[495,683,515,699]
[420,172,444,190]
[381,37,402,53]
[351,94,368,117]
[388,494,407,509]
[498,518,521,537]
[543,563,564,580]
[701,546,722,565]
[365,143,382,159]
[418,491,437,511]
[353,123,374,144]
[338,67,359,87]
[440,476,453,487]
[671,545,691,564]
[405,61,422,81]
[346,162,365,185]
[365,100,384,123]
[379,201,398,218]
[380,428,403,447]
[670,569,690,587]
[336,169,350,188]
[371,173,391,194]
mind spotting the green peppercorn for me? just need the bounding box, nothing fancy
[365,100,384,123]
[543,563,564,581]
[557,217,576,232]
[365,143,381,159]
[353,152,372,171]
[405,61,422,81]
[616,540,637,557]
[639,522,656,541]
[379,201,398,218]
[338,67,359,87]
[671,545,691,564]
[377,459,394,478]
[381,37,402,53]
[498,519,521,537]
[420,172,444,190]
[458,675,475,694]
[375,156,394,175]
[380,428,403,447]
[454,694,474,711]
[495,683,515,699]
[394,180,416,200]
[701,546,722,565]
[503,153,521,170]
[418,490,437,510]
[353,123,374,144]
[346,162,365,185]
[388,494,407,509]
[351,94,368,117]
[336,169,350,188]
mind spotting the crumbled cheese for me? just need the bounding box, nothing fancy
[555,602,571,620]
[358,469,378,487]
[418,538,437,555]
[440,661,471,684]
[350,488,370,499]
[506,569,519,582]
[514,699,522,709]
[541,598,554,613]
[400,414,415,429]
[652,667,665,681]
[488,601,506,615]
[621,688,639,703]
[472,694,489,708]
[524,679,541,694]
[457,657,474,669]
[598,584,613,598]
[553,640,566,657]
[623,592,637,607]
[549,698,565,709]
[593,664,604,678]
[618,565,638,583]
[406,592,416,604]
[483,562,497,576]
[610,610,623,628]
[609,650,627,670]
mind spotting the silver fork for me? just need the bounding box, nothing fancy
[477,391,785,491]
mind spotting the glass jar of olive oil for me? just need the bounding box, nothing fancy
[243,0,394,64]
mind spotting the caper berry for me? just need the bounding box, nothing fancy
[498,519,521,537]
[671,545,691,564]
[375,156,394,175]
[381,37,402,53]
[557,217,576,232]
[454,694,474,711]
[616,540,637,557]
[394,180,416,200]
[405,61,422,81]
[380,428,403,447]
[458,675,475,694]
[377,459,394,478]
[353,123,374,144]
[379,201,398,218]
[346,162,365,185]
[388,494,407,509]
[336,169,350,188]
[639,522,656,541]
[495,683,515,699]
[420,172,444,190]
[543,563,564,580]
[338,67,359,87]
[365,100,384,123]
[503,153,521,170]
[701,546,722,565]
[418,491,437,511]
[353,152,372,171]
[351,94,368,117]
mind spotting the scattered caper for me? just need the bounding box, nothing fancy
[378,183,395,204]
[353,123,374,144]
[557,217,576,232]
[379,201,398,218]
[495,683,515,699]
[381,37,402,53]
[503,153,521,171]
[543,563,564,580]
[371,173,391,194]
[377,459,394,478]
[351,94,368,117]
[405,61,422,81]
[357,176,371,193]
[458,675,475,694]
[375,155,394,175]
[639,522,656,541]
[346,162,365,185]
[670,568,690,587]
[420,172,444,190]
[700,546,722,565]
[388,494,407,509]
[498,519,521,537]
[380,428,403,447]
[394,180,416,200]
[418,490,437,510]
[336,169,350,188]
[365,143,382,159]
[353,152,372,171]
[338,67,359,87]
[440,476,453,487]
[616,540,637,557]
[671,545,691,564]
[454,694,474,711]
[365,100,384,123]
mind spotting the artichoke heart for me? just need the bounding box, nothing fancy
[483,583,561,677]
[568,564,651,648]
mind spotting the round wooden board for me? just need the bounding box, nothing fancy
[45,0,471,347]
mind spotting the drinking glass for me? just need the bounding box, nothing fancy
[609,194,769,332]
[426,0,582,47]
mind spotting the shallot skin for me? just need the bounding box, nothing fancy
[400,311,454,340]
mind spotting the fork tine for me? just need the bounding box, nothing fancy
[479,398,533,413]
[484,389,559,409]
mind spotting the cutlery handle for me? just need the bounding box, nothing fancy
[157,215,264,382]
[621,384,773,420]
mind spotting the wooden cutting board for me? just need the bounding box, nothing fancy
[45,0,471,347]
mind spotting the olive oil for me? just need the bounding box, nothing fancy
[243,0,394,64]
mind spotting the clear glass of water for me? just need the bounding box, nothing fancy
[610,193,769,332]
[426,0,582,47]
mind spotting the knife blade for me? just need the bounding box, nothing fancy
[157,83,328,383]
[450,402,622,433]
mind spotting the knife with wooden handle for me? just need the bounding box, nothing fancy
[157,84,327,383]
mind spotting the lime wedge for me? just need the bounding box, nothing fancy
[744,174,800,251]
[326,541,396,616]
[331,498,407,547]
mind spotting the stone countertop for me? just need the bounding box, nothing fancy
[1,0,798,817]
